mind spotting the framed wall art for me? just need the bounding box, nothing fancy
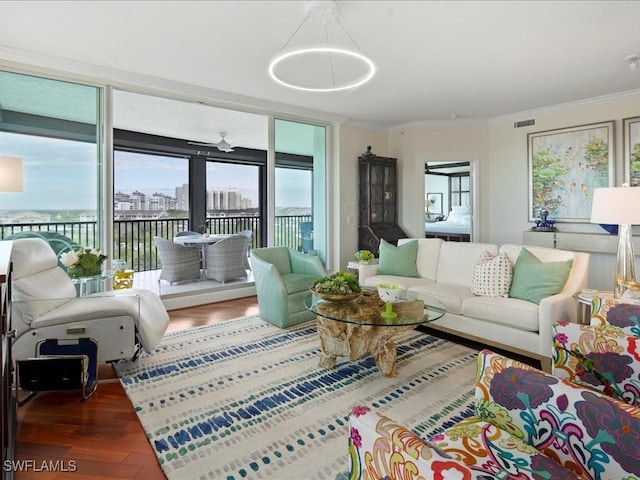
[427,192,443,216]
[623,116,640,187]
[528,121,614,222]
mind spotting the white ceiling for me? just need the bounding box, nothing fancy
[1,0,640,131]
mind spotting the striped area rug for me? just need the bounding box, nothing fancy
[115,315,478,480]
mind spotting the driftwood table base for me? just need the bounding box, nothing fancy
[316,317,415,377]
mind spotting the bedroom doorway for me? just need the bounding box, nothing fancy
[424,161,473,242]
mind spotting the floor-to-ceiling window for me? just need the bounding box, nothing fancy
[274,118,327,261]
[0,70,102,247]
[205,161,261,249]
[113,150,189,271]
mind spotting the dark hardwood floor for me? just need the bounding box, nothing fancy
[13,296,260,480]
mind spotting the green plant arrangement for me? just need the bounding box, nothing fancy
[354,249,374,263]
[311,271,362,295]
[60,247,107,278]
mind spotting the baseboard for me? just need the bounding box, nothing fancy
[418,324,543,370]
[162,285,257,310]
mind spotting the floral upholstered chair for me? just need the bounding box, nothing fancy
[348,350,640,479]
[553,296,640,407]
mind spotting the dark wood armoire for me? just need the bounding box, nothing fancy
[358,155,408,255]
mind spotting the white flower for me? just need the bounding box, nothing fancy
[60,251,80,268]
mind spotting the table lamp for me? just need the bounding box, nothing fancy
[590,184,640,299]
[0,156,24,192]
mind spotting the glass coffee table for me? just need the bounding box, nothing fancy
[305,288,446,377]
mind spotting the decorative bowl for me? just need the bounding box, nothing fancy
[310,288,361,303]
[377,283,404,303]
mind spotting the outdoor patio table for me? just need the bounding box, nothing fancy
[173,234,232,278]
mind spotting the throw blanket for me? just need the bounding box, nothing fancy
[115,315,478,480]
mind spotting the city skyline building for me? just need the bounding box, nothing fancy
[115,185,253,212]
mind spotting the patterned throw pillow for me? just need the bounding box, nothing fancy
[471,250,512,297]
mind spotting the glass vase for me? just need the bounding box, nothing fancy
[68,263,103,278]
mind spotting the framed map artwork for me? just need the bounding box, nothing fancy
[623,116,640,187]
[528,121,614,222]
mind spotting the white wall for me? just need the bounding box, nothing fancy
[484,94,640,289]
[388,124,490,239]
[341,93,640,290]
[335,124,388,271]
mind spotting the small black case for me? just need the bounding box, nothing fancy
[17,337,98,404]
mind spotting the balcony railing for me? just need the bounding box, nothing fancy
[0,214,312,272]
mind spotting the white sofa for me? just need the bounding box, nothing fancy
[358,238,590,371]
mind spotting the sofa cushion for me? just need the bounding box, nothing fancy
[462,296,539,331]
[363,274,433,289]
[436,242,499,288]
[282,273,320,294]
[411,283,475,315]
[509,247,573,304]
[378,239,419,277]
[470,250,512,297]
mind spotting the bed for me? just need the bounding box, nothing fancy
[425,205,471,242]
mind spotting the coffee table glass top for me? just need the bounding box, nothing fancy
[305,287,446,326]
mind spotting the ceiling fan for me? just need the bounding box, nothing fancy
[188,132,247,153]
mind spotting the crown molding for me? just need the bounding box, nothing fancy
[488,88,640,124]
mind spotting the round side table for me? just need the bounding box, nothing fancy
[573,290,613,324]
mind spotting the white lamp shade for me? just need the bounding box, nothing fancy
[0,156,24,192]
[590,186,640,225]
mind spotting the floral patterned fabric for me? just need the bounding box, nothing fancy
[348,350,640,480]
[590,296,640,336]
[553,321,640,407]
[552,295,640,408]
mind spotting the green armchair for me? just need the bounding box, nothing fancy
[250,247,326,328]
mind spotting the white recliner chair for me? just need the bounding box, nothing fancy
[10,238,170,363]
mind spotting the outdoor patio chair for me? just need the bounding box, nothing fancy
[205,234,249,283]
[154,236,201,290]
[237,229,253,270]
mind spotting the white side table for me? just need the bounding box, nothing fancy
[347,259,378,275]
[71,273,113,297]
[573,289,613,324]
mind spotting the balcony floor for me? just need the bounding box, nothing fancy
[132,268,256,310]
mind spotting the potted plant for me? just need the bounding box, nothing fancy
[60,247,107,278]
[354,249,374,264]
[310,271,362,301]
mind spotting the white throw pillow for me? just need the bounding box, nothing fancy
[471,250,512,297]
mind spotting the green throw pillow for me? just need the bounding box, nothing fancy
[509,247,573,304]
[377,239,419,277]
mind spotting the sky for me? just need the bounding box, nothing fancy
[0,132,312,210]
